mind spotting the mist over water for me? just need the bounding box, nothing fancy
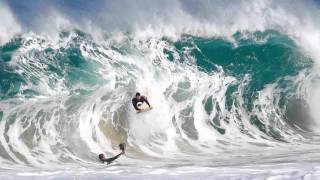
[1,0,320,179]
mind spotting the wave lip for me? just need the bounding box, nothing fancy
[0,2,21,45]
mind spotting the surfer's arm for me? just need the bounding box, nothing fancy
[103,152,123,164]
[143,97,151,107]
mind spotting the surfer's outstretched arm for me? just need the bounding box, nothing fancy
[98,151,124,164]
[98,143,126,164]
[104,152,123,164]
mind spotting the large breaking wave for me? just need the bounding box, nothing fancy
[1,0,320,169]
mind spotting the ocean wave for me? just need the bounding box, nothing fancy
[0,0,320,169]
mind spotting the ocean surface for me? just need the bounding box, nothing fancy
[1,0,320,179]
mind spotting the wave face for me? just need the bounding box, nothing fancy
[0,0,320,169]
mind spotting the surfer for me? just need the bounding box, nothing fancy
[132,92,152,113]
[98,143,126,164]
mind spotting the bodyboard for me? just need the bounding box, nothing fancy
[137,102,152,113]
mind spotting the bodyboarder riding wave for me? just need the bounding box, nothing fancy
[132,92,152,113]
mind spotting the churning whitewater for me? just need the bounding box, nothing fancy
[1,0,320,179]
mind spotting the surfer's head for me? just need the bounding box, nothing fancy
[98,153,105,162]
[135,92,141,100]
